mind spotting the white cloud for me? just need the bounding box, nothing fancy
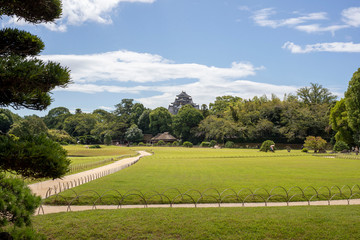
[342,7,360,27]
[282,41,360,53]
[40,50,298,109]
[4,0,156,31]
[251,7,360,35]
[252,8,327,28]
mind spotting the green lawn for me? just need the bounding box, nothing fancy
[45,147,360,205]
[32,205,360,239]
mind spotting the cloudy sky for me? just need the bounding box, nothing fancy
[2,0,360,115]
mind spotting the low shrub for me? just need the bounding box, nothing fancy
[333,141,349,152]
[89,145,101,149]
[183,141,193,148]
[166,142,172,147]
[200,141,210,147]
[301,148,308,153]
[172,141,179,146]
[209,140,217,147]
[131,142,138,146]
[260,140,275,152]
[138,142,145,146]
[157,140,165,146]
[225,141,235,148]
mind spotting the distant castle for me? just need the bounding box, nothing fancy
[168,91,199,115]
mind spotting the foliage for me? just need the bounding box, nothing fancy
[43,107,71,130]
[200,141,211,147]
[125,124,143,143]
[301,148,308,153]
[224,141,235,148]
[0,174,41,228]
[329,98,354,145]
[104,134,112,146]
[173,104,203,141]
[47,129,75,144]
[333,141,349,152]
[149,107,172,135]
[89,145,101,149]
[260,140,275,152]
[0,28,44,57]
[9,115,48,138]
[344,68,360,145]
[77,135,101,145]
[304,136,327,153]
[64,113,97,137]
[209,140,217,147]
[0,108,13,133]
[172,141,179,146]
[138,142,145,146]
[137,109,151,134]
[183,141,193,148]
[197,115,241,143]
[157,140,165,146]
[0,134,70,179]
[0,0,62,24]
[297,83,337,104]
[0,55,70,110]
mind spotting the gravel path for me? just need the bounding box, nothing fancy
[29,151,152,199]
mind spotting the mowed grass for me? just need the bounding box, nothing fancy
[46,147,360,205]
[32,205,360,239]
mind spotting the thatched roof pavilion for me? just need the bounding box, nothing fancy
[150,132,177,143]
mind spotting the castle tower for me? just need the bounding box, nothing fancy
[168,91,199,114]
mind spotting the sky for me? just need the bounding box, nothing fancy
[2,0,360,116]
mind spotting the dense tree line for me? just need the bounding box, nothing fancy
[1,82,347,146]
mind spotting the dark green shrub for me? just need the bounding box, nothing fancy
[200,141,210,147]
[60,141,68,145]
[260,140,275,152]
[301,148,308,153]
[225,141,235,148]
[183,141,193,148]
[104,134,112,146]
[138,142,145,146]
[172,141,179,146]
[209,140,217,147]
[333,141,349,152]
[157,140,165,146]
[166,142,172,147]
[89,145,101,149]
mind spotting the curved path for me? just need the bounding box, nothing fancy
[29,151,152,199]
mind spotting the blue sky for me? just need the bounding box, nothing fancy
[2,0,360,116]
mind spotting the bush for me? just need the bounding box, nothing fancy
[304,136,327,153]
[333,140,349,152]
[209,140,217,147]
[200,141,210,147]
[60,141,68,145]
[166,142,172,147]
[157,140,165,146]
[0,174,41,228]
[0,134,70,179]
[89,145,101,149]
[104,134,112,146]
[138,142,145,146]
[301,148,308,153]
[183,141,193,148]
[131,142,138,146]
[172,141,179,146]
[260,140,275,152]
[224,141,235,148]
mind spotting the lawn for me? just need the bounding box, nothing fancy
[45,147,360,205]
[32,205,360,239]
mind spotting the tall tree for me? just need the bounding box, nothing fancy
[297,83,337,104]
[149,107,172,135]
[329,99,354,145]
[43,106,71,130]
[0,1,71,237]
[173,105,203,141]
[344,68,360,145]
